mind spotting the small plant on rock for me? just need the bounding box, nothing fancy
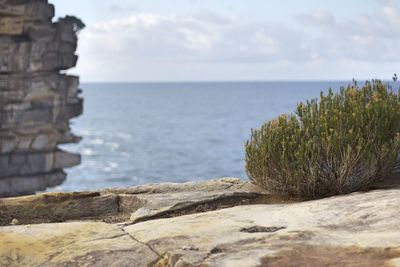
[59,15,86,33]
[245,80,400,199]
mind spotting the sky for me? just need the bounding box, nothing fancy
[51,0,400,82]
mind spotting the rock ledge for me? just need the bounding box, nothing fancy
[1,178,400,267]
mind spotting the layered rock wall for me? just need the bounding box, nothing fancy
[0,0,82,197]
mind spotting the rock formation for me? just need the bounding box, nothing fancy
[0,178,400,266]
[0,0,83,197]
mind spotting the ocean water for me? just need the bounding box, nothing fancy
[56,81,350,192]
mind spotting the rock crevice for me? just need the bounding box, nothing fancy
[1,178,400,266]
[0,0,82,197]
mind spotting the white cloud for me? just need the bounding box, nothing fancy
[74,0,400,81]
[109,4,137,13]
[296,10,335,27]
[379,0,400,32]
[78,12,310,64]
[296,0,400,62]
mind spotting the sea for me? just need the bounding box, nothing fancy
[56,81,352,192]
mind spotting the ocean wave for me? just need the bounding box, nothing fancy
[102,161,119,172]
[106,142,120,150]
[114,132,133,140]
[88,138,105,145]
[82,148,96,156]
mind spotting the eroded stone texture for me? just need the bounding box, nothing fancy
[0,222,158,267]
[1,178,400,266]
[125,188,400,267]
[0,178,272,226]
[0,0,82,197]
[1,177,398,227]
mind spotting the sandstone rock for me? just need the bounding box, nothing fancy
[9,218,19,225]
[0,150,80,178]
[0,191,119,225]
[0,0,83,197]
[125,188,400,266]
[0,170,66,197]
[0,222,158,267]
[118,178,281,223]
[1,178,400,266]
[1,177,398,227]
[0,178,272,226]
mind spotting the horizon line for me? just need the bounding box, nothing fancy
[79,79,394,84]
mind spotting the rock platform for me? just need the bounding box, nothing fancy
[1,178,400,267]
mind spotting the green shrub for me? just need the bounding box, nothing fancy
[245,80,400,199]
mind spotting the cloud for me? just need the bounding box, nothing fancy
[295,0,400,62]
[79,11,310,64]
[296,10,335,27]
[75,0,400,81]
[109,4,137,13]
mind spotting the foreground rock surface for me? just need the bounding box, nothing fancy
[1,178,400,266]
[0,0,83,197]
[0,178,273,226]
[127,189,400,266]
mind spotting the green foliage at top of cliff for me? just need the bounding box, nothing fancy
[245,80,400,199]
[59,15,86,33]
